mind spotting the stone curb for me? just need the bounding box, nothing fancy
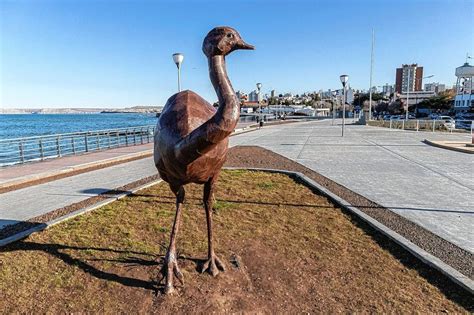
[224,166,474,294]
[0,179,162,247]
[424,139,474,154]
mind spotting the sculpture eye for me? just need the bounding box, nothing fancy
[227,33,233,38]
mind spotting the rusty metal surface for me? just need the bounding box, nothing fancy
[153,26,254,294]
[154,27,254,185]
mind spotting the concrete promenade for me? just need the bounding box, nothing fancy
[0,143,153,189]
[230,120,474,253]
[1,119,473,254]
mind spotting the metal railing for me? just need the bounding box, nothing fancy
[369,119,474,135]
[0,125,155,167]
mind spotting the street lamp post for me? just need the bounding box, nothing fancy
[405,70,435,119]
[368,29,375,121]
[256,82,262,118]
[172,53,184,92]
[340,75,349,137]
[414,75,434,115]
[405,68,411,120]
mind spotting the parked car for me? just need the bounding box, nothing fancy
[383,114,391,120]
[437,116,455,129]
[429,113,439,120]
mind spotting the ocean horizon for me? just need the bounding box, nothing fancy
[0,113,158,139]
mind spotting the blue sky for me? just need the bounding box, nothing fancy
[1,0,473,108]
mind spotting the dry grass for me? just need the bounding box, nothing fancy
[0,170,470,313]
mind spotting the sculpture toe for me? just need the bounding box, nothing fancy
[158,257,183,294]
[201,255,226,277]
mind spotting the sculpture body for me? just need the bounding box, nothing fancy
[154,26,254,294]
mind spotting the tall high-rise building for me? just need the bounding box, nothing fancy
[248,90,259,102]
[270,89,276,98]
[395,64,423,93]
[382,83,395,95]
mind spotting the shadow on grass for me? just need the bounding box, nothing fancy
[2,241,209,295]
[3,241,158,290]
[127,193,474,215]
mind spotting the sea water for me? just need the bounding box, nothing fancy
[0,114,158,139]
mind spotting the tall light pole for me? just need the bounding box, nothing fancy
[368,28,375,121]
[172,53,184,92]
[405,67,411,120]
[340,75,349,137]
[256,82,262,116]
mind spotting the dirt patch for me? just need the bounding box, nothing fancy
[0,170,471,313]
[225,146,474,279]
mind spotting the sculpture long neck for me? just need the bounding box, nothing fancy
[174,54,240,164]
[209,55,239,126]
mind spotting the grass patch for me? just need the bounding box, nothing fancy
[0,170,470,313]
[257,181,275,189]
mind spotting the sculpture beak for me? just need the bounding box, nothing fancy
[236,40,255,50]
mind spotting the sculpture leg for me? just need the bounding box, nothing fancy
[159,185,185,294]
[201,176,226,276]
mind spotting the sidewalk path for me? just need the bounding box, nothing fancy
[0,158,157,229]
[0,143,153,188]
[230,120,474,253]
[1,119,472,255]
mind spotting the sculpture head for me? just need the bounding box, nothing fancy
[202,26,254,58]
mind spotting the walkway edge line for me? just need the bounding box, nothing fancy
[224,166,474,294]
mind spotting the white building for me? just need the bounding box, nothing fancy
[424,82,446,94]
[454,62,474,113]
[398,91,436,106]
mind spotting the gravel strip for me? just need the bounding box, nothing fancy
[224,145,474,279]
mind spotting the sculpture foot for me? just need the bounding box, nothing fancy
[158,254,184,295]
[201,254,226,277]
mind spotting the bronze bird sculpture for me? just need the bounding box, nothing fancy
[154,26,254,294]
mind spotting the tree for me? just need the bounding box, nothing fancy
[268,97,278,105]
[388,100,404,114]
[416,91,454,112]
[352,92,385,109]
[375,102,389,113]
